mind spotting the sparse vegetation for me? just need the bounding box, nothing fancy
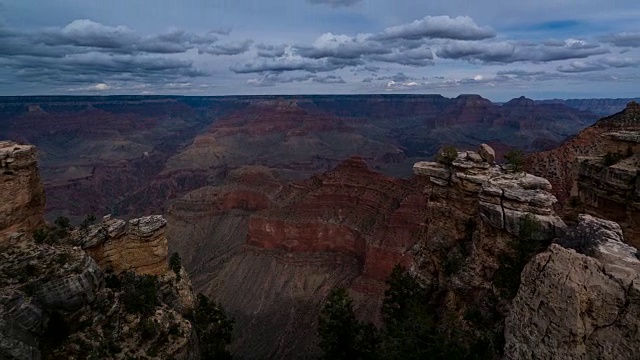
[194,293,234,360]
[435,146,458,167]
[555,221,603,256]
[169,252,182,281]
[121,273,159,315]
[504,149,525,173]
[54,216,70,229]
[493,214,548,299]
[80,214,97,230]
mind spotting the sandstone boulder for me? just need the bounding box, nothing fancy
[478,143,496,164]
[504,215,640,360]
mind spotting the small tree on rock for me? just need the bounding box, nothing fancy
[504,149,525,173]
[435,146,458,167]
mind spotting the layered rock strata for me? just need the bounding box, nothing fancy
[505,215,640,359]
[413,147,565,240]
[69,215,169,275]
[0,141,45,242]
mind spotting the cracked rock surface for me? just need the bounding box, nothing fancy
[504,215,640,360]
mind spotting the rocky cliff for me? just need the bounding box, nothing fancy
[527,102,640,247]
[0,141,45,242]
[69,215,170,275]
[505,215,640,359]
[0,139,200,360]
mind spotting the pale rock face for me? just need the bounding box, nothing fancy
[70,215,169,275]
[504,215,640,360]
[0,141,45,243]
[413,151,565,239]
[478,143,496,164]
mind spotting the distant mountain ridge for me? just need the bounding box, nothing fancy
[535,97,640,115]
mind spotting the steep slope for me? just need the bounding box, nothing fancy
[168,145,566,359]
[527,101,640,246]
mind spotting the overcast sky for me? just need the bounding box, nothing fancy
[1,0,639,100]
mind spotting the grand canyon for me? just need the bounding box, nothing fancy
[2,94,640,359]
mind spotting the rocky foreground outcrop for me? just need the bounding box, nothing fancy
[0,139,200,360]
[0,141,45,243]
[0,240,198,360]
[69,215,169,275]
[505,215,640,359]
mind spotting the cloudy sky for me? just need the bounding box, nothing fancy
[0,0,639,100]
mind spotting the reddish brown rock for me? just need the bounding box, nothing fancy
[0,141,45,242]
[527,102,640,246]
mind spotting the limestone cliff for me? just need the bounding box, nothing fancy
[505,215,640,359]
[69,215,169,275]
[0,141,45,242]
[527,101,640,247]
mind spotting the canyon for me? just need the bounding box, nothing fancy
[3,96,640,359]
[0,95,598,222]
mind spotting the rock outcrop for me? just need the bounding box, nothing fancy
[69,215,169,275]
[0,139,200,359]
[0,240,198,360]
[0,141,45,242]
[413,147,565,240]
[528,102,640,246]
[505,215,640,359]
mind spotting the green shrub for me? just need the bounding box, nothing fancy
[493,214,549,299]
[194,293,234,360]
[435,146,458,166]
[140,318,158,341]
[33,228,48,244]
[555,221,603,256]
[169,252,182,281]
[504,149,525,172]
[54,216,70,229]
[121,273,159,315]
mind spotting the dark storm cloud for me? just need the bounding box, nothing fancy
[370,47,434,66]
[0,20,236,86]
[436,39,608,63]
[247,73,345,86]
[199,40,253,55]
[376,16,496,41]
[256,44,287,57]
[295,33,390,59]
[556,56,639,73]
[603,32,640,48]
[307,0,362,7]
[233,15,497,74]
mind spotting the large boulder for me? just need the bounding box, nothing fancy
[504,215,640,360]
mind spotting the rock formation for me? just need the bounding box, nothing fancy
[505,215,640,359]
[0,141,45,242]
[0,240,198,360]
[69,215,169,275]
[528,101,640,247]
[0,139,200,360]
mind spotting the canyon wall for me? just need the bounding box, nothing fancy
[0,141,45,242]
[528,102,640,247]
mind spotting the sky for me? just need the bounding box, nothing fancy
[0,0,639,101]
